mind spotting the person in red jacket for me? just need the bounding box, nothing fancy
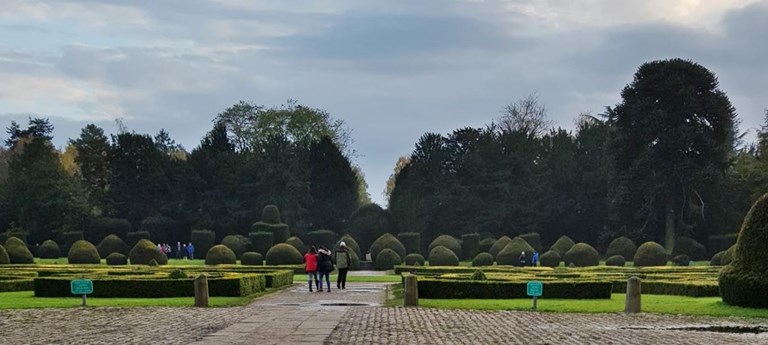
[304,246,319,292]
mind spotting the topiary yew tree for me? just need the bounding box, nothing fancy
[719,193,768,308]
[38,239,61,259]
[428,235,462,259]
[369,233,406,264]
[251,205,291,244]
[0,245,9,264]
[68,240,101,264]
[495,237,534,266]
[4,237,33,264]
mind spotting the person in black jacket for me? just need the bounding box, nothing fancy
[317,246,334,292]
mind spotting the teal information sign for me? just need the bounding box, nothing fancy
[526,281,543,297]
[71,279,93,295]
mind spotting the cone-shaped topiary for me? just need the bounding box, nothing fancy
[460,233,481,260]
[373,248,401,270]
[672,254,690,266]
[720,193,768,307]
[519,233,542,253]
[606,237,637,260]
[605,255,626,267]
[495,237,535,266]
[248,232,273,259]
[251,205,290,243]
[489,236,512,258]
[721,245,736,265]
[404,253,425,266]
[106,252,128,265]
[285,236,307,254]
[129,239,168,265]
[205,244,237,265]
[710,251,724,266]
[397,232,421,255]
[672,237,707,261]
[0,245,9,264]
[38,240,61,259]
[241,252,264,265]
[633,241,668,267]
[221,235,248,259]
[428,235,462,259]
[539,250,561,268]
[68,240,101,264]
[307,230,338,251]
[429,245,460,266]
[550,235,575,257]
[369,233,406,264]
[96,234,128,258]
[265,243,303,265]
[472,252,494,267]
[479,237,495,254]
[564,243,599,267]
[4,237,33,264]
[335,234,362,259]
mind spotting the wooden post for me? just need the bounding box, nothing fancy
[404,273,418,307]
[194,274,209,307]
[625,276,641,313]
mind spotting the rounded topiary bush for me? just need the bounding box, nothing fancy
[370,233,406,264]
[550,235,576,257]
[241,252,264,266]
[96,234,128,259]
[205,244,237,265]
[428,245,460,266]
[472,252,494,267]
[265,243,303,265]
[721,245,736,265]
[539,250,561,268]
[489,236,512,258]
[129,239,168,265]
[460,233,481,260]
[710,251,724,266]
[106,252,128,265]
[221,235,248,259]
[404,253,425,266]
[4,237,33,264]
[606,237,637,260]
[285,236,307,254]
[397,232,421,255]
[470,270,487,280]
[673,237,707,261]
[248,232,273,260]
[428,235,462,259]
[68,240,101,264]
[479,237,495,254]
[374,248,402,270]
[495,237,535,266]
[336,234,363,260]
[564,243,599,267]
[672,254,691,266]
[605,255,626,267]
[519,233,542,253]
[720,193,768,307]
[0,245,9,264]
[633,241,668,267]
[38,240,61,259]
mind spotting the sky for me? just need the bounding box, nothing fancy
[1,0,767,206]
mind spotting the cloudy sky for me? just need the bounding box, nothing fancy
[1,0,767,205]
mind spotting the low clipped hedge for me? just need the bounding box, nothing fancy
[418,279,612,299]
[428,235,462,259]
[4,237,33,264]
[539,250,561,268]
[0,276,34,292]
[265,243,303,265]
[563,243,599,267]
[205,245,237,265]
[248,232,273,259]
[241,252,264,266]
[96,235,128,259]
[34,274,266,297]
[471,252,494,267]
[374,249,402,270]
[605,255,626,267]
[397,232,421,255]
[221,235,249,259]
[68,240,101,264]
[612,281,718,297]
[428,246,459,266]
[106,253,128,265]
[38,240,61,259]
[633,241,668,267]
[606,237,637,260]
[460,233,480,260]
[404,253,425,266]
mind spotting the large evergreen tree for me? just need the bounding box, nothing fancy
[309,136,360,231]
[71,124,111,214]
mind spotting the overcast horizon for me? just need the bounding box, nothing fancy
[2,0,767,206]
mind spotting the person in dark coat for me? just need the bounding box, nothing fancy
[317,246,334,292]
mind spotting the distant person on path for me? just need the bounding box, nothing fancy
[182,244,188,260]
[333,242,351,290]
[187,242,195,260]
[531,251,539,267]
[304,246,319,292]
[176,241,182,259]
[519,251,526,266]
[317,246,333,292]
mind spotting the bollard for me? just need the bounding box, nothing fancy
[404,274,418,307]
[625,276,641,313]
[194,274,209,307]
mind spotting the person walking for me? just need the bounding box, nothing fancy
[182,244,188,260]
[304,246,319,292]
[519,251,527,266]
[176,241,182,259]
[531,251,539,267]
[317,245,333,292]
[333,242,351,290]
[187,242,195,260]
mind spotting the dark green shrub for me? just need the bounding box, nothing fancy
[336,234,362,259]
[96,234,128,258]
[251,205,290,243]
[348,251,361,270]
[633,241,668,267]
[606,237,637,260]
[471,252,494,267]
[404,253,425,266]
[564,243,599,267]
[221,235,248,259]
[373,248,401,270]
[369,233,406,264]
[720,193,768,307]
[417,279,612,299]
[495,237,534,266]
[62,231,84,247]
[241,252,264,265]
[248,232,273,259]
[38,240,60,259]
[470,270,487,280]
[397,232,421,255]
[345,203,392,255]
[87,217,131,242]
[710,251,724,266]
[169,269,188,279]
[461,233,480,260]
[0,245,9,264]
[0,229,27,245]
[4,237,33,264]
[707,234,736,256]
[191,230,215,257]
[428,246,460,266]
[673,237,707,261]
[106,253,127,265]
[721,245,736,265]
[68,240,101,264]
[261,205,281,224]
[550,235,575,257]
[307,230,338,250]
[148,259,159,266]
[672,254,691,266]
[489,236,512,258]
[265,243,303,265]
[605,255,626,267]
[139,216,180,244]
[129,239,168,265]
[519,233,542,253]
[478,238,495,254]
[285,236,307,254]
[428,235,462,259]
[539,250,561,268]
[126,231,150,247]
[205,244,237,265]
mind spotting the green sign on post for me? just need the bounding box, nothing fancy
[71,279,93,306]
[527,280,543,310]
